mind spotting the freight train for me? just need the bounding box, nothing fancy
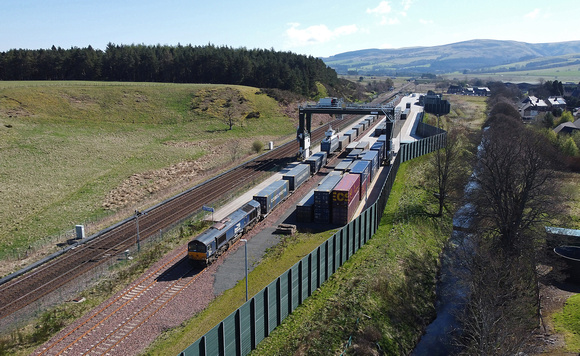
[188,115,379,265]
[187,161,323,265]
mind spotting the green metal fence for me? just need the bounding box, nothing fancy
[179,123,446,356]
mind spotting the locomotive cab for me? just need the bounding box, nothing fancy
[188,240,209,264]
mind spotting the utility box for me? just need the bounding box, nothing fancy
[75,225,85,240]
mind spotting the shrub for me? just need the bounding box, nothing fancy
[252,140,264,154]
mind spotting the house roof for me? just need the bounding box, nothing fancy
[522,96,548,107]
[554,121,580,135]
[547,96,567,106]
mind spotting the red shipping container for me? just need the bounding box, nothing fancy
[359,172,370,201]
[331,174,360,207]
[332,190,360,225]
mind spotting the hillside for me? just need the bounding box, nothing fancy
[0,82,314,276]
[323,39,580,76]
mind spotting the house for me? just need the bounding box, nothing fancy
[474,87,490,96]
[447,85,463,94]
[553,120,580,135]
[547,96,567,110]
[519,96,549,121]
[521,96,549,111]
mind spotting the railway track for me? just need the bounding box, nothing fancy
[0,114,361,322]
[33,246,203,356]
[28,92,401,355]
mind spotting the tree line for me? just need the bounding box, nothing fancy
[0,44,339,96]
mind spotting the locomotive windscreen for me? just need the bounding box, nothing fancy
[188,240,206,253]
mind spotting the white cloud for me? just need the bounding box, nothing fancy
[419,19,433,25]
[382,17,400,25]
[524,8,540,19]
[284,23,358,48]
[401,0,413,11]
[367,1,392,15]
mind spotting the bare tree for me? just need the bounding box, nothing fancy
[221,87,249,130]
[428,125,470,217]
[473,115,556,252]
[454,108,560,354]
[454,237,537,355]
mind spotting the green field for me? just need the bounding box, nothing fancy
[0,81,297,271]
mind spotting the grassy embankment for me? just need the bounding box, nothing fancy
[0,82,296,269]
[146,156,451,355]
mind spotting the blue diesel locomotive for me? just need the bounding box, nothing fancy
[188,200,260,265]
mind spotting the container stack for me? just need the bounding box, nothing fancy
[349,160,371,200]
[360,150,379,180]
[295,190,315,223]
[313,174,342,224]
[370,141,386,164]
[334,159,353,173]
[331,174,361,225]
[356,140,370,151]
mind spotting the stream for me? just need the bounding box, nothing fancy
[412,137,484,355]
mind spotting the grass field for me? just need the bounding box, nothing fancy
[0,82,297,271]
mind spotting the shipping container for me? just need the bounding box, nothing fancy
[282,164,310,191]
[304,151,327,174]
[314,174,342,207]
[296,190,315,223]
[350,160,371,197]
[253,180,289,215]
[358,171,371,201]
[344,129,356,142]
[346,148,363,160]
[332,190,360,225]
[371,141,386,163]
[334,159,353,172]
[321,135,339,153]
[338,136,349,151]
[345,141,358,152]
[360,150,379,179]
[353,124,363,135]
[356,141,370,151]
[332,174,360,207]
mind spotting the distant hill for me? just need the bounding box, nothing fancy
[322,39,580,76]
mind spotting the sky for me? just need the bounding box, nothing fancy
[2,0,580,58]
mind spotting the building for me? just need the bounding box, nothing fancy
[554,120,580,135]
[547,96,567,110]
[519,96,549,121]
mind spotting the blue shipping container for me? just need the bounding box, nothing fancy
[282,164,310,191]
[253,180,289,215]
